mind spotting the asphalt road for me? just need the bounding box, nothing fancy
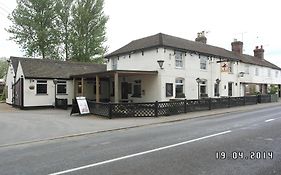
[0,106,281,175]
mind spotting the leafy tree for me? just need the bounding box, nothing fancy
[0,59,8,79]
[7,0,108,62]
[55,0,74,60]
[7,0,60,59]
[70,0,108,62]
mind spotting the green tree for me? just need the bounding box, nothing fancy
[70,0,108,62]
[55,0,74,60]
[7,0,60,59]
[0,59,8,79]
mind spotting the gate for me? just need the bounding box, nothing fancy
[12,78,24,108]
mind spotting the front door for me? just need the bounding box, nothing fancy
[121,82,128,99]
[228,82,233,96]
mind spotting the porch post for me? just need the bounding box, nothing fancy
[96,75,100,102]
[81,77,84,96]
[114,72,119,102]
[73,78,76,97]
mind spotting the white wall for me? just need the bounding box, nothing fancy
[107,47,281,102]
[5,63,15,104]
[24,79,74,107]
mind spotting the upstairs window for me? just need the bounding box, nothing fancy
[200,57,207,70]
[175,51,183,68]
[255,68,259,76]
[112,58,117,70]
[228,62,234,73]
[244,65,249,74]
[57,81,67,94]
[267,69,271,77]
[276,71,279,78]
[36,80,47,94]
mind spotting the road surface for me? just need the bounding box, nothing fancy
[0,106,280,175]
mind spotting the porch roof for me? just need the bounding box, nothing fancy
[71,70,158,78]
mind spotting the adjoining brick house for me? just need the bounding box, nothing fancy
[6,33,281,108]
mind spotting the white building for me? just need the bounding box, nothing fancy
[6,33,281,108]
[5,57,105,108]
[98,33,281,102]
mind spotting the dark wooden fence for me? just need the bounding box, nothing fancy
[88,95,276,118]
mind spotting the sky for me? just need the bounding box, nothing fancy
[0,0,281,67]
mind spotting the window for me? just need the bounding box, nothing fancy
[267,69,271,77]
[228,62,234,73]
[245,65,249,74]
[214,83,220,97]
[175,78,185,98]
[57,81,67,94]
[175,51,183,68]
[112,58,117,70]
[132,80,141,98]
[275,71,279,78]
[200,80,207,97]
[228,82,233,96]
[255,68,259,76]
[36,80,47,94]
[166,83,173,97]
[200,57,207,70]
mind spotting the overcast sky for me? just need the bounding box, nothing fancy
[0,0,280,67]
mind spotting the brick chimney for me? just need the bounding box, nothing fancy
[254,45,264,59]
[231,39,243,54]
[195,31,207,44]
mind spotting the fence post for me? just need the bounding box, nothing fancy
[184,99,187,113]
[108,102,112,119]
[155,101,159,117]
[243,96,246,105]
[209,98,212,110]
[228,97,231,108]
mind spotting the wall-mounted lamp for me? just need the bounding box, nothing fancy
[215,78,221,84]
[238,72,245,77]
[157,60,164,69]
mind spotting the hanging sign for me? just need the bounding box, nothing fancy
[221,62,229,72]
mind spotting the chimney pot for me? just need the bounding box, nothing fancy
[231,40,243,54]
[254,45,264,59]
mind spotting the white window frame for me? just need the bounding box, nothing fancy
[112,58,117,70]
[200,57,207,70]
[175,51,184,68]
[244,65,249,74]
[56,81,67,94]
[199,80,207,97]
[267,69,271,77]
[255,67,259,76]
[228,62,234,73]
[36,80,47,94]
[175,78,185,98]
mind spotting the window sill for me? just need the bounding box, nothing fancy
[57,93,68,95]
[36,94,48,96]
[200,69,207,72]
[175,67,184,70]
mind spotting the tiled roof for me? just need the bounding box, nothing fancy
[106,33,281,70]
[10,57,106,79]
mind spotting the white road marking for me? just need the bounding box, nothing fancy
[265,119,275,122]
[49,130,232,175]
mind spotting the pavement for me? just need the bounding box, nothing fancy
[0,101,280,147]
